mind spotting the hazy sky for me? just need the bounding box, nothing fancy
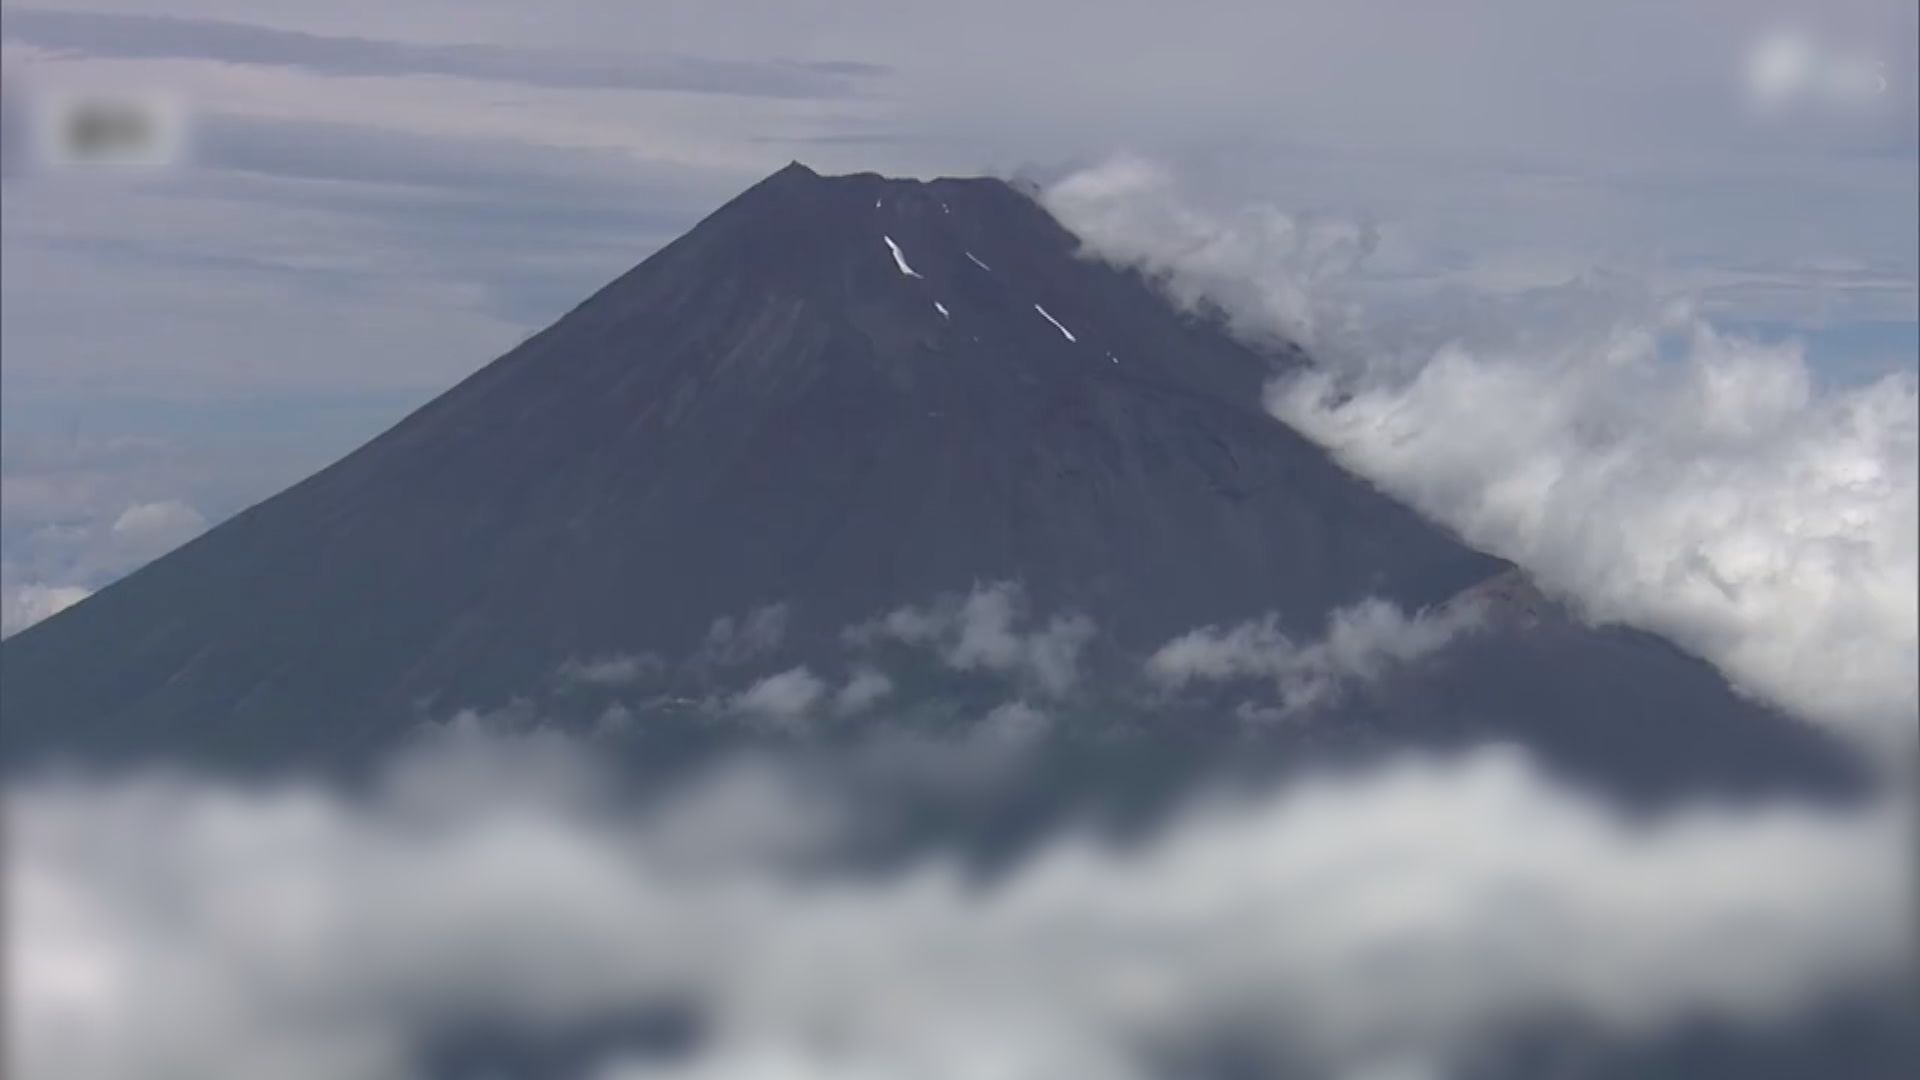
[1,0,1915,624]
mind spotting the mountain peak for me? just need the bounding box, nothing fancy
[743,160,1021,209]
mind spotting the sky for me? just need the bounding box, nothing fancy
[1,0,1916,628]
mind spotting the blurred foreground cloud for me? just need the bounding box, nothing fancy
[9,728,1909,1080]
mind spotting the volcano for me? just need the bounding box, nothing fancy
[0,163,1860,795]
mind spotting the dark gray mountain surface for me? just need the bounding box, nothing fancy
[0,164,1864,799]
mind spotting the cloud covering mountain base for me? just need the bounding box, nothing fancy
[10,729,1910,1080]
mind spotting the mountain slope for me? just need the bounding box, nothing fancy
[0,164,1859,795]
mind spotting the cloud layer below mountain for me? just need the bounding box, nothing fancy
[9,730,1909,1080]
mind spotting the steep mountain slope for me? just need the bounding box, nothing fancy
[0,164,1860,794]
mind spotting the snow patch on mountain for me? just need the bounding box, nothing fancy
[883,235,922,278]
[1033,304,1076,342]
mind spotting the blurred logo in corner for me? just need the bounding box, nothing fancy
[35,92,188,169]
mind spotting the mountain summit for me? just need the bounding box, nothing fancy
[0,165,1859,793]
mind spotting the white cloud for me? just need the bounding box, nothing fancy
[9,735,1908,1080]
[1044,156,1372,347]
[5,497,208,582]
[1148,597,1486,716]
[107,498,206,543]
[849,581,1096,698]
[1051,161,1918,752]
[0,483,212,637]
[1272,316,1917,748]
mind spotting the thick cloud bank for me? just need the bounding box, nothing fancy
[10,733,1908,1080]
[1047,160,1919,750]
[1273,318,1916,746]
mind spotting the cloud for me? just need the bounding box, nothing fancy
[849,581,1096,698]
[0,434,327,637]
[726,666,827,727]
[1147,597,1487,716]
[9,734,1908,1080]
[0,8,888,99]
[832,666,894,715]
[188,112,719,215]
[975,699,1051,747]
[696,603,790,669]
[1273,316,1917,748]
[1050,161,1919,751]
[1044,155,1375,347]
[0,489,211,637]
[730,665,908,728]
[108,498,207,546]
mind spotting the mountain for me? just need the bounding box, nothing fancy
[0,163,1861,797]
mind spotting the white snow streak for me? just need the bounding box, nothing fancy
[965,251,992,271]
[934,301,950,319]
[882,236,923,278]
[1034,304,1077,342]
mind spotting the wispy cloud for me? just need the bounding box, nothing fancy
[694,603,791,670]
[0,8,889,98]
[1,489,208,637]
[1147,596,1486,717]
[848,581,1096,699]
